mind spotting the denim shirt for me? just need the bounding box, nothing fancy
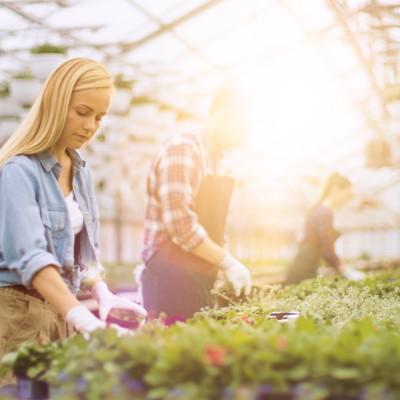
[0,150,104,294]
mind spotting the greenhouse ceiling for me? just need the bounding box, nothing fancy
[1,0,400,193]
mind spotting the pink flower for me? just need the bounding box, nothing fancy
[204,345,227,366]
[164,314,186,327]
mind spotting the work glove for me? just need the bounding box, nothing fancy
[91,281,148,322]
[66,304,131,338]
[342,266,366,281]
[218,252,252,297]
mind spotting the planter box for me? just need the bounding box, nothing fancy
[30,53,66,80]
[0,97,23,117]
[0,118,20,144]
[10,79,42,106]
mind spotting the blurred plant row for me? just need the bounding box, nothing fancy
[2,270,400,399]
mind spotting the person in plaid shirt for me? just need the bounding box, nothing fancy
[285,172,366,284]
[141,87,254,318]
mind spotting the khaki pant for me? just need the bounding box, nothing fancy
[0,287,72,386]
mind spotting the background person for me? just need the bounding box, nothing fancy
[0,58,147,384]
[285,172,366,285]
[141,86,254,318]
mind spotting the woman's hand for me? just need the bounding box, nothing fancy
[32,267,135,337]
[66,304,133,338]
[91,281,148,322]
[342,265,366,281]
[218,252,252,297]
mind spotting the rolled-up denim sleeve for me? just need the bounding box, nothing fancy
[0,162,61,287]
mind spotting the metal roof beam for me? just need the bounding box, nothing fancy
[123,0,223,70]
[0,0,69,5]
[119,0,227,52]
[325,0,389,122]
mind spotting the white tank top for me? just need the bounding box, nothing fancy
[65,191,84,235]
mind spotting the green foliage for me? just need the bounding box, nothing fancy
[0,340,65,379]
[31,43,67,55]
[114,73,135,90]
[0,81,10,97]
[206,270,400,325]
[12,70,35,79]
[3,270,400,399]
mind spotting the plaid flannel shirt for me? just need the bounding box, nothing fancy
[299,204,340,268]
[142,127,222,262]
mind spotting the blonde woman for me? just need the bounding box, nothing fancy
[0,58,146,378]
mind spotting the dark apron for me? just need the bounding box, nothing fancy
[142,173,235,318]
[285,230,341,285]
[284,243,321,284]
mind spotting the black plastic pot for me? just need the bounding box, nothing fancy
[253,385,296,400]
[16,375,49,400]
[256,394,295,400]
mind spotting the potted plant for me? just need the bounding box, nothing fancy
[31,43,67,55]
[0,340,57,400]
[9,71,41,106]
[0,80,10,98]
[30,43,68,80]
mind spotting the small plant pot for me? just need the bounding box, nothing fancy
[31,379,49,400]
[254,386,296,400]
[16,374,49,400]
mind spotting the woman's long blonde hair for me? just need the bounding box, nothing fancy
[0,58,114,167]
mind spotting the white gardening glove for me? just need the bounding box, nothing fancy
[218,252,252,297]
[91,281,147,322]
[66,304,131,338]
[343,266,366,281]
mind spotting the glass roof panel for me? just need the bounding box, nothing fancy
[1,0,400,199]
[130,0,211,24]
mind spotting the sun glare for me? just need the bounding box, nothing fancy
[239,43,359,177]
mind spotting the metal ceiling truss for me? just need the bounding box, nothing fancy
[1,0,400,122]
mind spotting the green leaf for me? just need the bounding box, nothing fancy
[0,351,18,368]
[331,367,361,379]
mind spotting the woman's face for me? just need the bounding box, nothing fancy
[55,87,112,152]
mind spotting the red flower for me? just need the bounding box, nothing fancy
[277,335,288,351]
[204,345,227,366]
[240,315,255,325]
[233,315,254,325]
